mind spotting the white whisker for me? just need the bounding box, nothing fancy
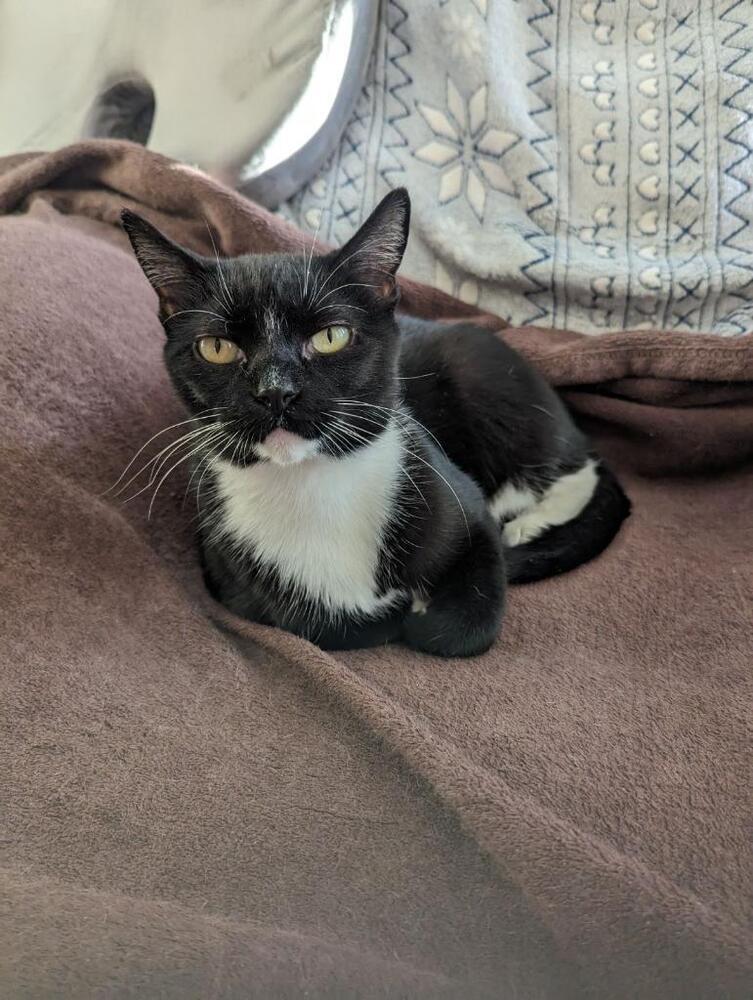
[121,424,226,505]
[312,242,367,301]
[203,217,234,314]
[184,450,209,509]
[334,399,447,457]
[147,427,227,519]
[103,409,225,497]
[184,427,234,509]
[330,408,468,538]
[403,445,470,541]
[312,281,377,308]
[302,207,325,304]
[196,433,237,516]
[120,421,230,499]
[165,309,227,324]
[317,301,367,314]
[327,415,430,512]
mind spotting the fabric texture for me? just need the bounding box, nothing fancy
[280,0,753,336]
[1,141,752,999]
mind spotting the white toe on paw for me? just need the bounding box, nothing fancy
[503,515,545,547]
[411,593,429,615]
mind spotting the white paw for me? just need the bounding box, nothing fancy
[411,593,429,615]
[503,514,546,547]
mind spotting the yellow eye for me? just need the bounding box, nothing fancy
[195,336,242,365]
[310,325,352,355]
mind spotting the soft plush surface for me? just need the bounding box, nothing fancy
[1,141,752,999]
[282,0,753,335]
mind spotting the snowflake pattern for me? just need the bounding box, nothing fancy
[415,77,519,221]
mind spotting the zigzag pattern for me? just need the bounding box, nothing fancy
[378,0,412,189]
[718,0,753,298]
[331,92,372,234]
[520,0,556,325]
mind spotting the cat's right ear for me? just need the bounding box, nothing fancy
[330,188,411,302]
[121,210,206,321]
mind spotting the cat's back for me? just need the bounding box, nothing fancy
[397,315,552,400]
[395,315,588,495]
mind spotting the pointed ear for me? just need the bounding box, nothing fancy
[120,209,207,320]
[332,188,410,301]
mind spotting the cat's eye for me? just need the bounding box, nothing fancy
[195,336,243,365]
[309,325,352,355]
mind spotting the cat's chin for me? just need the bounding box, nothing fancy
[253,428,321,467]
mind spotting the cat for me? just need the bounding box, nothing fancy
[121,189,630,657]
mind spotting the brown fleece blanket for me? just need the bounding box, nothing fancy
[1,142,752,1000]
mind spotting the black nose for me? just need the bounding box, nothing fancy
[255,386,299,417]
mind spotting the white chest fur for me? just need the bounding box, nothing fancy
[211,421,406,617]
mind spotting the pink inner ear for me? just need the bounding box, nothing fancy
[156,287,183,320]
[377,275,397,300]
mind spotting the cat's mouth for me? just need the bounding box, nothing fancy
[254,427,321,466]
[214,411,322,467]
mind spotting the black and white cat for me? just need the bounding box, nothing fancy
[122,190,629,657]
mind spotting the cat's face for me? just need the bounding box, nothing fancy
[122,189,410,466]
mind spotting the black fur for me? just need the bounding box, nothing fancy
[396,317,631,583]
[122,190,629,657]
[398,316,589,494]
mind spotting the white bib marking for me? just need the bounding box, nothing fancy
[213,421,406,616]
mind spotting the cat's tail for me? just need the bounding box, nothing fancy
[503,463,631,585]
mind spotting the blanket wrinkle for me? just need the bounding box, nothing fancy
[0,868,461,999]
[226,620,753,988]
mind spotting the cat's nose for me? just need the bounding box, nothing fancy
[255,385,299,417]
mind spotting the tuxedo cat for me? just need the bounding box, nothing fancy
[122,190,629,657]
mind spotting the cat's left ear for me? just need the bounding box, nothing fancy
[332,188,410,301]
[121,210,207,321]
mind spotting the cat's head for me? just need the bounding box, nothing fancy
[121,189,410,466]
